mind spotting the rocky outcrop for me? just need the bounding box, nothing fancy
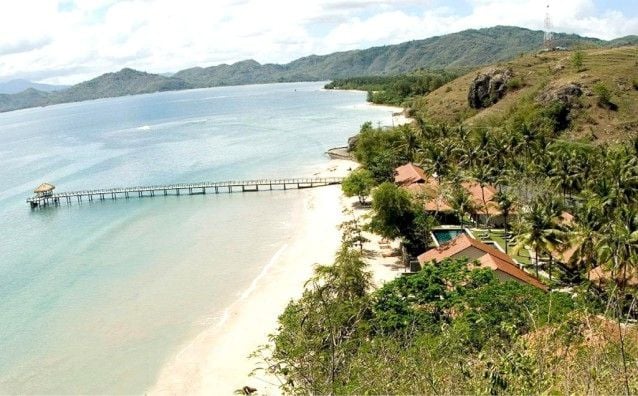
[467,68,513,109]
[537,83,583,107]
[347,135,359,152]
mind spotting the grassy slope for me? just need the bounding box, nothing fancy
[414,45,638,142]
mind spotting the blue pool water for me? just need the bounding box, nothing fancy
[432,228,466,245]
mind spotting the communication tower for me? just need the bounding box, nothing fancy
[543,4,554,50]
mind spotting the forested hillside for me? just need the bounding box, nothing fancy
[2,26,636,113]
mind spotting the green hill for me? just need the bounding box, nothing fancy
[1,26,636,113]
[0,68,191,113]
[174,26,630,87]
[412,45,638,142]
[52,68,192,103]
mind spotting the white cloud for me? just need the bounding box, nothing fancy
[0,0,635,84]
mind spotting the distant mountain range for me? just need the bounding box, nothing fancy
[1,26,636,113]
[0,79,69,94]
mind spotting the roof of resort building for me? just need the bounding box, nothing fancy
[395,164,501,216]
[34,183,55,193]
[394,163,427,186]
[404,181,455,212]
[461,181,500,215]
[417,233,547,290]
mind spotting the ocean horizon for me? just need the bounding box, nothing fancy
[0,82,394,393]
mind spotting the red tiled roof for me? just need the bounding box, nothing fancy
[478,254,547,290]
[404,182,454,212]
[417,234,547,290]
[394,164,501,216]
[394,163,427,186]
[461,181,500,215]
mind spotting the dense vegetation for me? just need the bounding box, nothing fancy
[324,70,461,106]
[262,48,638,392]
[3,26,636,113]
[259,245,636,394]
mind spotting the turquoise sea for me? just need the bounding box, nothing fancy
[0,82,393,393]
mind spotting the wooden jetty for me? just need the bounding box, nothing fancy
[26,177,343,208]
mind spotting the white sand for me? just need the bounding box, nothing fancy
[366,103,412,127]
[150,161,349,395]
[341,195,407,287]
[149,159,404,395]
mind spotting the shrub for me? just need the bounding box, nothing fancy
[633,79,638,91]
[593,82,612,107]
[342,168,375,204]
[506,77,523,90]
[571,51,585,71]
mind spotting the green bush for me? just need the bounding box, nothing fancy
[506,77,523,90]
[571,51,585,71]
[593,82,612,107]
[264,257,592,395]
[342,168,375,204]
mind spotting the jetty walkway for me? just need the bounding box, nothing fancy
[27,177,343,208]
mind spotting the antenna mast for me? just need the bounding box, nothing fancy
[543,4,554,50]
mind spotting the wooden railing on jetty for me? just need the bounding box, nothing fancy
[26,177,343,208]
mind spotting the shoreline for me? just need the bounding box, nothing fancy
[323,87,412,126]
[149,159,358,395]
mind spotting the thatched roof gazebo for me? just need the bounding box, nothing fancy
[34,183,55,197]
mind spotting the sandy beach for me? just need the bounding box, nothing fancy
[367,103,412,127]
[149,159,405,395]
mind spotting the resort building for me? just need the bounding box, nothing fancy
[394,162,428,186]
[393,163,504,225]
[417,233,548,290]
[34,183,55,198]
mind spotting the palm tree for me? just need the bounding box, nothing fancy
[596,207,638,288]
[549,148,581,205]
[605,148,638,206]
[471,163,494,229]
[447,186,475,228]
[418,141,455,185]
[397,125,419,162]
[494,190,515,254]
[566,191,605,276]
[519,123,537,170]
[513,197,563,279]
[594,207,638,396]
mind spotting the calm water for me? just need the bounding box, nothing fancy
[0,82,393,393]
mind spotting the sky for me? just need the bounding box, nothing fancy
[0,0,636,85]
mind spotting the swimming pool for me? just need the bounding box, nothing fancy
[431,228,466,245]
